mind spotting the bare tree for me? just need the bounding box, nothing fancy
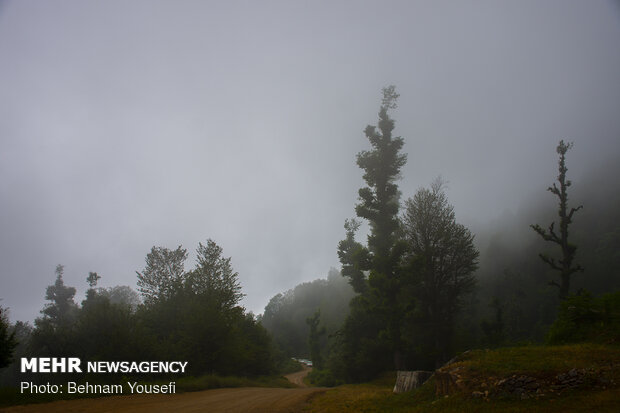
[531,140,583,300]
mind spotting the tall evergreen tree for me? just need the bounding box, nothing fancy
[40,265,78,330]
[531,140,583,300]
[337,219,369,294]
[355,85,407,267]
[338,86,408,372]
[31,265,78,355]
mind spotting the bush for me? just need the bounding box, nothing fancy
[307,369,343,387]
[547,290,620,344]
[278,358,303,375]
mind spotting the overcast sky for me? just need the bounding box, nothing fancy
[1,0,619,323]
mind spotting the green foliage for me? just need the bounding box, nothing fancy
[261,269,355,359]
[76,290,138,361]
[132,238,275,377]
[278,358,303,375]
[337,219,369,294]
[30,265,79,356]
[96,285,141,310]
[5,238,277,388]
[0,307,17,369]
[329,295,392,382]
[306,310,326,369]
[186,239,244,310]
[306,368,343,387]
[0,321,32,386]
[40,265,78,329]
[547,290,620,344]
[401,179,479,367]
[337,86,410,376]
[480,298,505,348]
[136,245,188,304]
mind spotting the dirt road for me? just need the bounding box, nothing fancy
[2,368,322,413]
[284,364,312,387]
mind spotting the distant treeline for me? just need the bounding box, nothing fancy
[259,268,355,360]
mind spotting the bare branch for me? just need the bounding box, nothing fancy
[539,253,562,271]
[567,205,583,221]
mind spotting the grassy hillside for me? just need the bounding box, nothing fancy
[304,344,620,412]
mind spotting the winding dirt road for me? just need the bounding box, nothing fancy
[1,367,323,413]
[284,364,312,388]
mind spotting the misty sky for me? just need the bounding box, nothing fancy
[1,0,619,323]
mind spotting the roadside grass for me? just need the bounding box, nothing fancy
[304,344,620,413]
[306,377,620,413]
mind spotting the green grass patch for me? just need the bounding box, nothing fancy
[304,344,620,413]
[456,343,620,376]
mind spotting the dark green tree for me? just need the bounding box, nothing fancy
[338,85,409,372]
[98,285,141,311]
[186,239,244,311]
[480,298,505,348]
[337,219,370,294]
[306,309,326,369]
[531,140,583,300]
[355,85,406,265]
[31,265,78,355]
[401,179,478,366]
[0,306,17,369]
[85,271,101,302]
[136,246,188,305]
[40,265,78,330]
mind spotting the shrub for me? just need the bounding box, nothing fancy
[547,290,620,344]
[307,369,343,387]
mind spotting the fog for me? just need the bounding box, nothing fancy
[1,0,619,323]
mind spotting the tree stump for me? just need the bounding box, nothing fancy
[393,370,434,393]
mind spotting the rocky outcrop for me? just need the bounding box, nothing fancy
[434,364,616,400]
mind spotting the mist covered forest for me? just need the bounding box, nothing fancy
[1,86,619,388]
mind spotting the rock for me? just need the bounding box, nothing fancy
[435,371,458,396]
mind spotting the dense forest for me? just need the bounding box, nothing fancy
[1,87,619,389]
